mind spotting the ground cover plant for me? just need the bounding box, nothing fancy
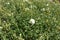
[0,0,60,40]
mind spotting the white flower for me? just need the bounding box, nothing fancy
[0,26,3,29]
[46,4,49,6]
[41,8,45,11]
[42,8,45,11]
[29,19,35,25]
[3,21,6,23]
[6,2,10,4]
[19,34,22,36]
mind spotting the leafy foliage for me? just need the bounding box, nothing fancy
[0,0,60,40]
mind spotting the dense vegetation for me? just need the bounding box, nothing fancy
[0,0,60,40]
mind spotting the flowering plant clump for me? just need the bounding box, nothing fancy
[0,0,60,40]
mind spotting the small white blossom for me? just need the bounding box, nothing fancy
[46,4,49,6]
[6,2,10,4]
[29,19,35,25]
[41,8,45,11]
[0,26,3,29]
[19,34,22,36]
[3,21,6,23]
